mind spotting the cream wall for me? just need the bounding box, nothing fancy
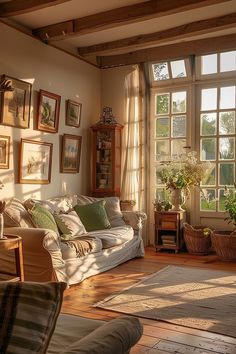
[0,23,101,201]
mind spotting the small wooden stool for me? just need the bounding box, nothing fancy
[0,234,24,281]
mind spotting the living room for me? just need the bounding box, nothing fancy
[0,1,236,353]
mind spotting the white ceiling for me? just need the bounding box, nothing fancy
[2,0,236,66]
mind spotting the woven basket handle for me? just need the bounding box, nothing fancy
[183,222,193,231]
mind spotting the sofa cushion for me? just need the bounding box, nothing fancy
[30,204,59,234]
[3,198,35,228]
[54,211,87,240]
[24,195,77,214]
[88,225,134,249]
[76,195,125,227]
[74,200,111,232]
[0,281,66,354]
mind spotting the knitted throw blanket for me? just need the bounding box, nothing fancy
[64,236,100,257]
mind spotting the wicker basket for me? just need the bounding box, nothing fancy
[211,231,236,261]
[183,223,212,255]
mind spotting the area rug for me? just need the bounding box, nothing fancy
[94,265,236,337]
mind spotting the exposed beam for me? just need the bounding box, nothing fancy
[0,0,71,17]
[78,13,236,56]
[33,0,230,41]
[97,33,236,68]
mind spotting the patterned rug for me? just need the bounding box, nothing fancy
[95,265,236,337]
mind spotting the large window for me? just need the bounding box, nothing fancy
[149,50,236,223]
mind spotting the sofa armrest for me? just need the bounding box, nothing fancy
[3,227,63,282]
[122,211,147,231]
[59,316,143,354]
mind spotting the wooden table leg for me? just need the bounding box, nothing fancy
[15,241,24,281]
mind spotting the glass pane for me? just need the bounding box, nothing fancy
[156,167,163,185]
[219,163,235,185]
[200,138,216,160]
[219,111,235,135]
[201,163,216,186]
[200,113,216,135]
[219,137,235,160]
[170,60,186,78]
[156,94,169,114]
[172,115,186,137]
[172,91,186,113]
[156,117,169,137]
[220,86,235,109]
[219,189,226,212]
[200,189,216,211]
[171,139,186,158]
[156,188,171,201]
[152,62,169,81]
[220,51,236,72]
[156,140,170,161]
[201,54,217,75]
[201,88,217,111]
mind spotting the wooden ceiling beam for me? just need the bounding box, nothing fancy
[0,0,71,17]
[97,33,236,68]
[78,12,236,56]
[33,0,230,41]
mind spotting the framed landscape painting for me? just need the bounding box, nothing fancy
[66,100,82,127]
[37,89,61,133]
[61,134,82,173]
[0,135,10,169]
[19,139,53,184]
[0,75,32,129]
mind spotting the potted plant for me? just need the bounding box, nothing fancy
[211,183,236,261]
[153,199,172,212]
[159,151,211,210]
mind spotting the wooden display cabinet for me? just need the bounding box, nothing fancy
[91,123,123,197]
[154,211,186,253]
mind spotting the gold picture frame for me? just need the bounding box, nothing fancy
[66,100,82,128]
[0,75,32,129]
[0,135,10,169]
[61,134,82,173]
[19,139,53,184]
[37,89,61,133]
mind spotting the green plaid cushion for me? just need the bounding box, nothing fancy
[0,282,66,354]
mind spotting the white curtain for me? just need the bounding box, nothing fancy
[121,64,146,211]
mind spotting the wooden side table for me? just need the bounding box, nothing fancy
[154,211,186,253]
[0,234,24,281]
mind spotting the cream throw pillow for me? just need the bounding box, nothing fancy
[54,211,87,240]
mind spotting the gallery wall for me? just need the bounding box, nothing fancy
[0,22,101,201]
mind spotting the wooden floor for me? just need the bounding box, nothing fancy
[62,247,236,353]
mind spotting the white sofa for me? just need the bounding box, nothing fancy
[2,195,146,286]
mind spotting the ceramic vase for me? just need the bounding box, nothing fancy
[170,189,185,211]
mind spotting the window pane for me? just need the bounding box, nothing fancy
[172,91,186,113]
[171,139,186,158]
[200,113,216,135]
[201,163,216,186]
[156,188,170,201]
[170,60,186,78]
[219,163,235,185]
[201,88,217,111]
[152,62,169,81]
[219,111,235,135]
[172,115,186,137]
[219,137,235,160]
[220,86,235,109]
[156,117,169,137]
[201,138,216,160]
[156,140,169,161]
[201,54,217,75]
[220,51,236,72]
[219,189,226,212]
[200,189,216,211]
[156,167,163,184]
[156,94,169,114]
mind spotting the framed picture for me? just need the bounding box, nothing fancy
[0,135,10,169]
[61,134,82,173]
[37,89,61,133]
[19,139,53,184]
[66,100,82,127]
[0,75,32,129]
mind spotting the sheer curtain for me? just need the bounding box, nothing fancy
[121,64,147,212]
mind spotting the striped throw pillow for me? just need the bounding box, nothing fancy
[0,282,66,354]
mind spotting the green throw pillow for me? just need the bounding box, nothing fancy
[74,200,111,232]
[30,204,59,234]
